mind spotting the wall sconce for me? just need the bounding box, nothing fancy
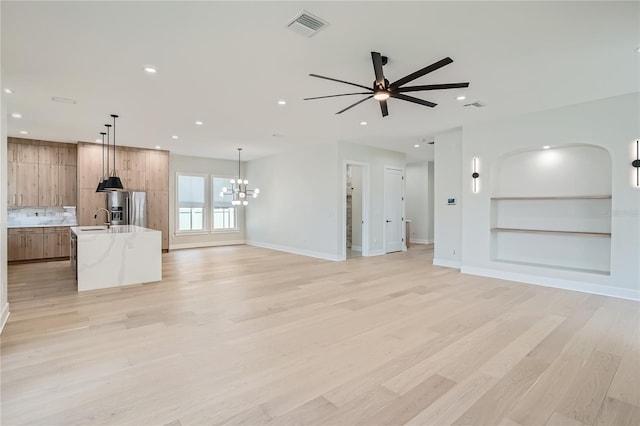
[472,157,480,193]
[633,140,640,187]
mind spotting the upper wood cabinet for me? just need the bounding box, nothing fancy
[8,142,39,163]
[77,143,104,189]
[7,138,78,207]
[145,150,169,191]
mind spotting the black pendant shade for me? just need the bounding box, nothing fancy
[105,175,123,190]
[103,114,123,190]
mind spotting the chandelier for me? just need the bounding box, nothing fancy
[220,148,260,206]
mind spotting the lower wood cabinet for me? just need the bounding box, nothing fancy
[43,227,70,258]
[8,227,70,261]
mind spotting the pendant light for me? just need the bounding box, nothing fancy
[219,148,260,206]
[104,114,124,190]
[95,131,107,192]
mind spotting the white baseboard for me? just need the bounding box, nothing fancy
[461,265,640,301]
[411,239,433,244]
[433,258,461,269]
[246,240,341,261]
[170,240,245,250]
[0,303,10,335]
[367,249,386,257]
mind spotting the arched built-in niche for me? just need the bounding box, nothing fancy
[490,145,612,274]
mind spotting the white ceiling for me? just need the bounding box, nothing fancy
[2,1,639,162]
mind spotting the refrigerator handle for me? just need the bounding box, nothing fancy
[127,196,131,225]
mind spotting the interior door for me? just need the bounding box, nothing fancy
[384,168,404,253]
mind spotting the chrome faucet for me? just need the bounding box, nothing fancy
[94,208,112,228]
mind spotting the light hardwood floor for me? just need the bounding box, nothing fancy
[2,244,639,425]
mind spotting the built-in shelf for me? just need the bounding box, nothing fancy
[491,228,611,237]
[491,195,611,200]
[493,259,610,276]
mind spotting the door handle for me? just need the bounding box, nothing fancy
[386,220,391,223]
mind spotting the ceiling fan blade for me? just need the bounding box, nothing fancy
[371,52,385,87]
[390,57,454,89]
[336,95,373,114]
[379,99,389,117]
[397,82,470,93]
[309,74,372,91]
[304,92,372,100]
[391,93,437,108]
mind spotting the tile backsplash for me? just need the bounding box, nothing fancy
[8,206,77,227]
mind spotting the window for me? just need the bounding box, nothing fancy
[212,177,237,231]
[177,174,206,232]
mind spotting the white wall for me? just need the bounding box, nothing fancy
[245,142,341,260]
[244,141,405,260]
[0,26,9,333]
[460,93,640,300]
[405,162,432,244]
[169,153,246,249]
[337,141,406,258]
[433,129,463,267]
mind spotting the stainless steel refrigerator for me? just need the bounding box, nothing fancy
[107,191,147,227]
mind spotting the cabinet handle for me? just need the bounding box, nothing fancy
[20,194,23,205]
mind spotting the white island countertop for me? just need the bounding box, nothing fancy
[71,225,162,292]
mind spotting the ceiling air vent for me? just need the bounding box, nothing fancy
[464,101,485,108]
[287,11,328,37]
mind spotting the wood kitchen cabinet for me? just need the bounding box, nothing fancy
[117,147,146,190]
[8,228,45,261]
[77,188,107,226]
[145,150,169,191]
[8,162,39,206]
[77,142,104,189]
[8,138,78,207]
[43,227,70,258]
[38,164,60,206]
[147,190,169,251]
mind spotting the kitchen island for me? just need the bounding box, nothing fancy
[70,225,162,292]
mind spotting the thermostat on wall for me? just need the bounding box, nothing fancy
[447,198,456,205]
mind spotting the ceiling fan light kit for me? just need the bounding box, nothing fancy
[306,51,470,117]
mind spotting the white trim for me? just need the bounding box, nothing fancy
[461,265,640,301]
[342,161,371,260]
[0,303,10,334]
[246,240,341,261]
[411,239,433,244]
[433,258,461,269]
[170,240,245,250]
[368,249,386,257]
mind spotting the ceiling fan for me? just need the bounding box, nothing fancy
[305,52,469,117]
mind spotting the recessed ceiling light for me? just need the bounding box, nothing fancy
[171,135,179,140]
[155,146,161,149]
[414,144,420,148]
[277,100,287,105]
[4,88,14,94]
[195,121,203,126]
[542,145,551,150]
[11,113,22,119]
[144,65,157,74]
[456,95,466,101]
[19,130,29,135]
[360,121,367,126]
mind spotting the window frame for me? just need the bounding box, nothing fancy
[211,175,239,233]
[175,172,209,234]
